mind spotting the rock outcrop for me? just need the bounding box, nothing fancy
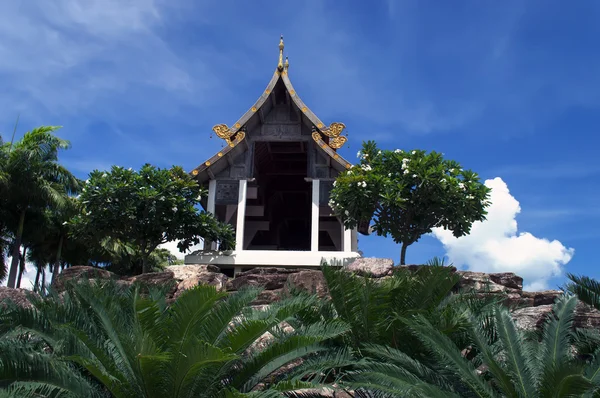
[0,286,36,309]
[4,257,595,331]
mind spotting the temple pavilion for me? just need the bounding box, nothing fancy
[184,37,360,276]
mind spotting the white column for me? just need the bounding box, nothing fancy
[343,226,353,252]
[235,179,247,252]
[204,180,217,250]
[311,179,320,251]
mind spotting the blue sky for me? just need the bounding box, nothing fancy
[1,0,599,290]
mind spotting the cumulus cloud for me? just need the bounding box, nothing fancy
[431,177,574,291]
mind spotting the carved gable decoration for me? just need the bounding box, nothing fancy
[261,124,301,136]
[216,181,239,205]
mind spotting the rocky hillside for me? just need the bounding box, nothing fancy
[2,258,599,330]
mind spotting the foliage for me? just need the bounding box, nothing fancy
[319,263,461,353]
[566,273,600,311]
[329,141,491,264]
[72,164,234,273]
[345,294,600,397]
[0,126,79,287]
[0,279,352,397]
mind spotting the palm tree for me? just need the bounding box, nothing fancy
[2,126,78,288]
[345,294,600,397]
[1,279,352,397]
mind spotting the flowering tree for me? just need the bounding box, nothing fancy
[73,164,235,274]
[329,141,491,265]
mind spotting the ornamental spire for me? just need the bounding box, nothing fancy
[277,35,284,71]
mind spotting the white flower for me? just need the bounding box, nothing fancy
[411,150,416,155]
[412,174,417,178]
[172,206,178,212]
[403,169,409,175]
[344,210,349,216]
[356,151,361,158]
[102,173,107,178]
[378,151,382,155]
[449,168,455,173]
[458,182,465,189]
[357,182,361,187]
[85,179,90,184]
[361,181,367,188]
[361,164,372,172]
[364,153,368,158]
[62,221,68,226]
[388,173,392,177]
[394,149,402,153]
[128,167,132,171]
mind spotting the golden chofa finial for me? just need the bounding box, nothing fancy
[284,56,289,71]
[278,35,284,71]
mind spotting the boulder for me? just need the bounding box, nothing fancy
[0,286,35,309]
[227,268,297,291]
[512,305,553,331]
[457,271,522,294]
[522,290,562,307]
[344,257,394,278]
[574,302,600,329]
[166,264,228,297]
[52,266,115,292]
[284,270,328,298]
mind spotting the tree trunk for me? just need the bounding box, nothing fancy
[142,251,149,274]
[34,267,41,293]
[16,246,27,288]
[51,235,64,285]
[7,210,26,288]
[400,242,408,265]
[40,266,46,295]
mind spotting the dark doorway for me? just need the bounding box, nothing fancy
[246,141,310,250]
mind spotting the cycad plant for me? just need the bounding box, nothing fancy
[0,280,352,397]
[320,261,462,354]
[346,294,600,397]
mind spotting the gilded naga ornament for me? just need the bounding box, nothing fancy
[212,124,246,147]
[319,122,347,149]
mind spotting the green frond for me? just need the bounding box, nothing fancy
[567,273,600,311]
[404,315,496,398]
[493,307,536,397]
[539,294,578,372]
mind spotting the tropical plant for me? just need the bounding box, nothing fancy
[72,164,234,274]
[329,141,491,264]
[567,273,600,311]
[0,279,352,397]
[2,126,79,287]
[345,294,600,397]
[319,262,461,353]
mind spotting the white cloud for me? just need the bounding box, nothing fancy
[159,240,204,260]
[431,177,574,291]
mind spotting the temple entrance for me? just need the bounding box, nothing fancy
[246,141,311,250]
